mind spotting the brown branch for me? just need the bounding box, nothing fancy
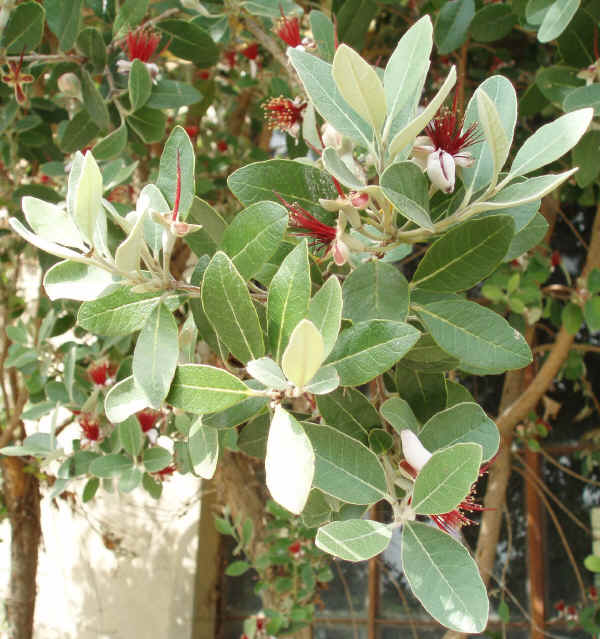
[540,447,600,488]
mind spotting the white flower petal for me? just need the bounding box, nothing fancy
[427,149,455,193]
[400,430,432,473]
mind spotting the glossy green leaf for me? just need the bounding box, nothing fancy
[201,252,264,364]
[303,422,388,504]
[316,387,380,444]
[158,19,219,68]
[401,333,460,372]
[414,299,532,374]
[308,276,343,359]
[1,1,45,53]
[397,366,447,423]
[402,521,489,632]
[419,402,500,461]
[325,320,421,386]
[167,364,255,414]
[220,201,288,280]
[316,519,391,561]
[470,4,516,42]
[412,216,514,292]
[267,240,311,362]
[343,261,410,323]
[434,0,475,55]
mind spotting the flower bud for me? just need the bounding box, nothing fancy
[58,73,82,99]
[427,149,456,194]
[400,430,432,473]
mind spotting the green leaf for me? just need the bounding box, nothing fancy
[167,364,254,414]
[584,296,600,332]
[282,319,325,389]
[45,260,114,302]
[397,366,447,423]
[572,131,600,187]
[310,10,335,62]
[401,333,460,372]
[462,76,517,194]
[143,446,172,473]
[308,277,343,359]
[322,147,366,190]
[508,108,593,178]
[146,79,203,109]
[158,19,220,68]
[1,1,45,53]
[325,320,421,386]
[44,0,82,51]
[129,59,152,112]
[419,402,499,461]
[316,387,380,444]
[402,521,489,632]
[332,44,386,133]
[238,414,269,459]
[78,287,166,336]
[81,70,110,131]
[188,421,219,479]
[266,407,315,514]
[201,252,264,364]
[202,388,268,430]
[77,27,107,71]
[302,422,388,504]
[301,489,333,528]
[228,159,338,217]
[82,477,100,502]
[93,124,128,162]
[343,261,410,323]
[142,472,163,499]
[59,110,100,154]
[89,454,133,478]
[434,0,475,55]
[316,520,391,561]
[157,126,195,219]
[380,397,420,435]
[412,442,482,514]
[22,196,84,250]
[287,48,373,149]
[470,4,516,42]
[132,303,179,408]
[185,196,227,257]
[74,151,106,250]
[267,240,311,362]
[126,107,167,144]
[584,555,600,572]
[383,16,433,142]
[414,299,532,374]
[536,65,583,105]
[105,376,149,423]
[369,429,393,454]
[380,162,433,230]
[113,0,149,34]
[119,467,143,493]
[562,302,583,334]
[563,84,600,116]
[225,561,251,577]
[504,213,549,262]
[220,201,287,280]
[412,216,514,292]
[538,0,580,42]
[118,416,144,457]
[336,0,377,49]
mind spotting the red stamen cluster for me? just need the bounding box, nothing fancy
[262,96,306,133]
[80,414,100,441]
[156,464,176,479]
[276,14,302,48]
[277,194,336,253]
[136,409,161,432]
[425,96,480,156]
[241,43,259,60]
[217,140,228,152]
[224,49,237,69]
[124,29,161,62]
[88,361,116,386]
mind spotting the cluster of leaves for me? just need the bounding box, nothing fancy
[3,0,600,635]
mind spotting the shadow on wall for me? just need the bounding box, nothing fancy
[17,473,202,639]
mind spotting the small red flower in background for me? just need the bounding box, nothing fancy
[551,250,561,267]
[256,617,266,631]
[124,29,161,63]
[276,12,302,48]
[88,361,117,387]
[196,69,212,80]
[590,586,598,600]
[262,96,306,137]
[554,600,565,612]
[288,540,302,555]
[40,174,50,184]
[2,51,34,105]
[241,43,259,60]
[184,125,199,138]
[80,414,101,442]
[224,49,237,69]
[136,409,161,433]
[400,430,489,533]
[217,140,228,152]
[155,464,176,479]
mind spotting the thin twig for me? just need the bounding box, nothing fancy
[540,447,600,488]
[556,205,589,250]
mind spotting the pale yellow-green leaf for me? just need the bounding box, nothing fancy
[332,44,387,134]
[282,319,325,389]
[115,209,147,273]
[22,196,85,250]
[388,66,457,159]
[265,406,315,514]
[476,90,509,187]
[74,152,103,245]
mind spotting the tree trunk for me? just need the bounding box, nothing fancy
[1,456,41,639]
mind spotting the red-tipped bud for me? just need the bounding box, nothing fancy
[350,192,369,209]
[136,409,161,433]
[551,250,561,267]
[241,43,259,60]
[184,125,199,138]
[288,540,302,555]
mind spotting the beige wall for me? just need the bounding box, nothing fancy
[0,471,202,638]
